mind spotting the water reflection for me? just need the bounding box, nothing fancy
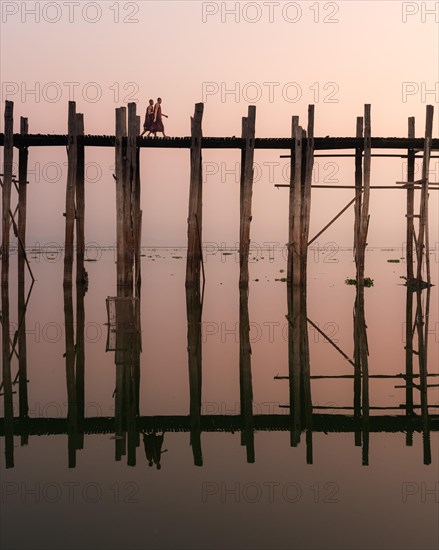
[0,267,437,469]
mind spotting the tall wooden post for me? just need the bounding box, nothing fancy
[356,105,371,287]
[186,103,204,288]
[2,101,14,286]
[134,115,142,292]
[75,113,85,284]
[124,102,138,292]
[354,117,363,266]
[63,102,77,286]
[416,105,434,283]
[115,107,127,288]
[18,117,28,285]
[300,105,315,285]
[406,117,415,281]
[239,105,256,287]
[287,117,302,286]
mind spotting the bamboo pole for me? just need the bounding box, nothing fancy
[186,103,204,288]
[75,113,85,284]
[239,105,256,287]
[1,101,13,286]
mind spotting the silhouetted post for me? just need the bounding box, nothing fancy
[287,117,302,286]
[239,105,256,287]
[354,117,363,270]
[416,287,431,464]
[134,115,142,292]
[64,102,77,286]
[239,287,254,462]
[357,105,371,287]
[124,102,138,292]
[186,103,204,288]
[18,117,28,285]
[1,101,13,286]
[416,105,434,283]
[75,113,85,284]
[300,105,315,285]
[115,107,127,288]
[406,117,415,281]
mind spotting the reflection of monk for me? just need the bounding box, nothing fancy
[142,431,167,469]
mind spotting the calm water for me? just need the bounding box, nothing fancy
[1,246,438,550]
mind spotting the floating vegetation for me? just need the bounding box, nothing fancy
[387,259,400,263]
[172,256,183,259]
[345,277,374,287]
[275,277,287,282]
[222,252,234,255]
[279,269,285,273]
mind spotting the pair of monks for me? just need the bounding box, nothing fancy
[141,97,168,138]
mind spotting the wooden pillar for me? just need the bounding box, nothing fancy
[406,117,415,281]
[134,115,142,293]
[2,101,14,286]
[17,117,29,441]
[287,117,302,286]
[115,107,127,289]
[186,103,204,288]
[239,105,256,287]
[63,102,77,286]
[239,287,254,462]
[75,113,85,284]
[300,105,315,285]
[416,105,434,283]
[357,105,371,287]
[124,102,137,292]
[18,117,28,285]
[354,117,363,268]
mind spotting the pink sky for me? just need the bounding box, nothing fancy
[1,1,438,247]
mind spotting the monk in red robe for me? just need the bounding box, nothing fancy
[141,99,155,137]
[152,97,168,137]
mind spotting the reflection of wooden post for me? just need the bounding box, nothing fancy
[186,286,203,466]
[76,285,85,450]
[404,286,414,446]
[76,114,85,284]
[300,286,313,464]
[2,285,14,467]
[354,286,369,465]
[134,119,142,292]
[239,287,254,462]
[63,286,77,467]
[186,103,204,288]
[239,106,256,287]
[287,285,301,446]
[64,102,77,286]
[416,288,431,465]
[406,117,415,281]
[115,107,127,288]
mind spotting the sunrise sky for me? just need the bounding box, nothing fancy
[1,0,438,248]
